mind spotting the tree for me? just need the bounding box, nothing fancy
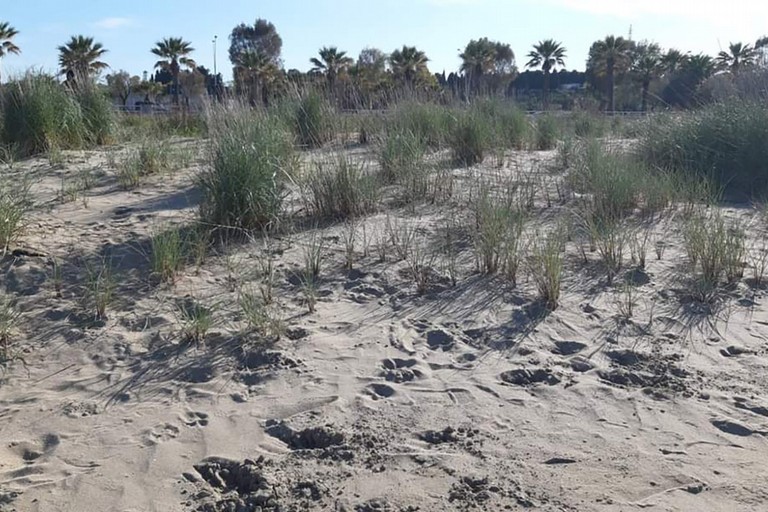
[106,70,140,106]
[525,39,566,109]
[151,37,196,105]
[352,48,390,108]
[631,42,662,112]
[0,22,20,83]
[178,70,206,105]
[661,49,688,74]
[229,19,282,67]
[310,46,353,94]
[460,38,516,98]
[390,46,429,89]
[717,42,757,73]
[587,35,631,112]
[662,53,716,108]
[756,36,768,67]
[58,35,108,84]
[234,51,280,105]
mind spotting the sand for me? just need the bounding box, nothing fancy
[1,139,768,512]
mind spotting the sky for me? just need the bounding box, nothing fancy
[2,0,768,82]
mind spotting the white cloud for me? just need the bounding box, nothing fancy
[92,17,134,30]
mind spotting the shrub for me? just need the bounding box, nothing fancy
[534,114,559,150]
[638,101,768,197]
[199,104,296,232]
[1,73,85,155]
[303,154,379,219]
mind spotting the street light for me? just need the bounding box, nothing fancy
[213,36,218,76]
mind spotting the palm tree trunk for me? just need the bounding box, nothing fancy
[641,79,650,112]
[173,72,180,105]
[543,70,550,110]
[607,61,615,114]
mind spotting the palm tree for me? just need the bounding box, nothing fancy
[0,22,20,83]
[717,42,757,73]
[588,35,631,113]
[525,39,567,110]
[390,46,429,89]
[234,51,279,105]
[151,37,196,105]
[684,53,717,81]
[57,35,108,84]
[310,46,353,94]
[460,38,496,96]
[661,49,688,74]
[631,43,662,112]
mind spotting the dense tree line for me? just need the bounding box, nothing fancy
[2,17,767,111]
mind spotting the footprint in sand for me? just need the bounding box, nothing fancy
[182,411,210,428]
[380,358,424,383]
[366,383,396,400]
[143,423,180,445]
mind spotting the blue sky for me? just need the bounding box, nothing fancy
[2,0,767,82]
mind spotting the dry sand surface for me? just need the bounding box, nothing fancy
[2,138,768,512]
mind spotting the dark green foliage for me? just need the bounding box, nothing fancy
[638,101,768,196]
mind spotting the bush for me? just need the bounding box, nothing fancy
[534,114,559,150]
[198,104,296,232]
[304,154,379,219]
[451,111,489,166]
[1,73,85,155]
[638,101,768,197]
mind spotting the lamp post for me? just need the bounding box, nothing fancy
[213,35,218,76]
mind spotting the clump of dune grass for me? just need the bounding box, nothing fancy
[83,257,114,321]
[388,102,455,149]
[534,114,559,150]
[378,128,431,204]
[303,153,379,219]
[530,231,564,310]
[638,101,768,197]
[472,98,529,150]
[177,297,216,344]
[293,92,335,148]
[150,226,187,283]
[570,111,606,138]
[0,293,21,363]
[472,181,526,283]
[72,81,116,146]
[451,110,490,166]
[683,211,746,301]
[1,73,85,156]
[199,103,296,233]
[0,178,30,254]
